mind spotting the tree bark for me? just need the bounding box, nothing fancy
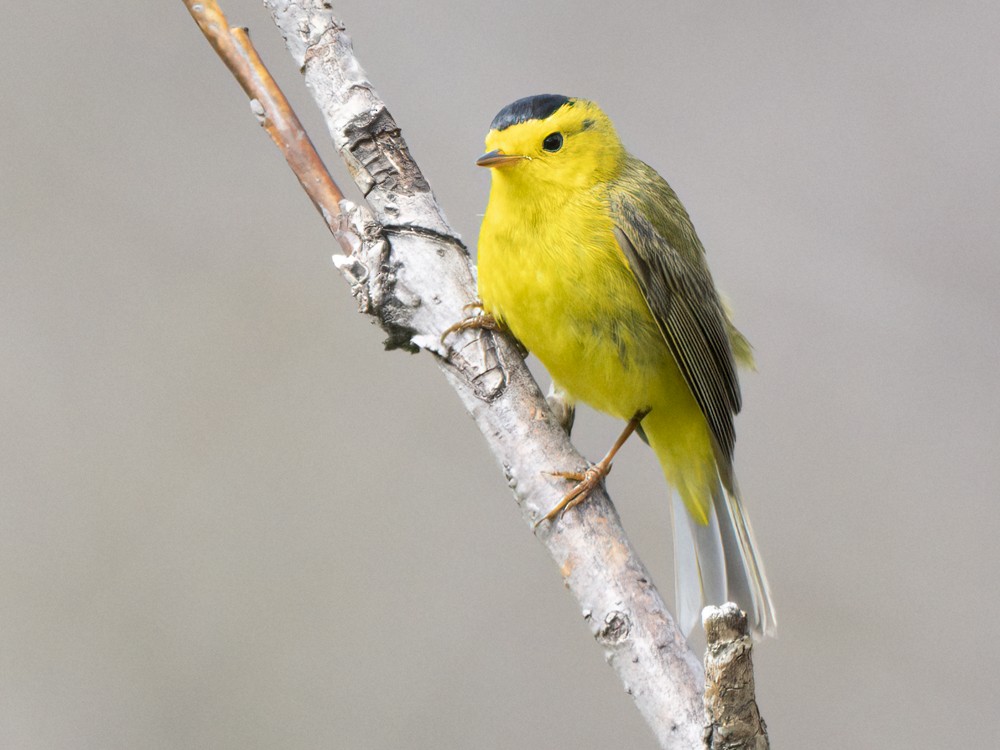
[703,604,769,750]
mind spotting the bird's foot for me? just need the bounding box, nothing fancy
[440,302,500,344]
[533,410,648,529]
[441,303,528,358]
[534,459,613,528]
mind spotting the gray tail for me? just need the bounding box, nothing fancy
[671,477,776,638]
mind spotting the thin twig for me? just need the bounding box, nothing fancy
[183,0,344,230]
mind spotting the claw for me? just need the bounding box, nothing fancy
[533,410,648,529]
[440,308,499,345]
[534,463,611,528]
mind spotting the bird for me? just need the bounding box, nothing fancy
[469,94,775,637]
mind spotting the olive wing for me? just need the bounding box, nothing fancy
[610,188,741,467]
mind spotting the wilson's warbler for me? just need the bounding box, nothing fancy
[473,94,775,637]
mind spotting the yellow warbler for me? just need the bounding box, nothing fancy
[474,94,775,637]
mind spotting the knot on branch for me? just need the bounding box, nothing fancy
[702,603,769,750]
[332,200,418,352]
[342,106,430,200]
[597,610,631,647]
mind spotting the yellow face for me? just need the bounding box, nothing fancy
[479,98,625,191]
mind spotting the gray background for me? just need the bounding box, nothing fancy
[2,1,998,748]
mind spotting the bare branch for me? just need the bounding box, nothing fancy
[183,0,343,230]
[186,1,713,746]
[703,604,769,750]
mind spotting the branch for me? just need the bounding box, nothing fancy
[183,0,343,229]
[703,604,769,749]
[185,1,707,746]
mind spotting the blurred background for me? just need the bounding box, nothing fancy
[2,2,998,747]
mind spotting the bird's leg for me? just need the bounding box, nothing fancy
[440,301,500,343]
[536,409,649,527]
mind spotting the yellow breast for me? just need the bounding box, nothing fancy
[477,182,680,420]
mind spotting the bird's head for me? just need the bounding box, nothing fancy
[477,95,624,191]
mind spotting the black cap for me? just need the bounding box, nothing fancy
[490,94,573,132]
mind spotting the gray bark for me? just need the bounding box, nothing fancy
[703,604,769,749]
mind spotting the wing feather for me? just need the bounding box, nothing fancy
[609,163,741,468]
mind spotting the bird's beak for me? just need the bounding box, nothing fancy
[476,149,524,168]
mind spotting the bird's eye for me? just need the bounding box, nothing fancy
[542,132,563,152]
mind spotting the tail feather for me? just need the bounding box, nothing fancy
[671,493,727,636]
[640,408,775,637]
[716,477,777,637]
[672,477,776,638]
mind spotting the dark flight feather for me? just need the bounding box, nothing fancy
[610,158,741,481]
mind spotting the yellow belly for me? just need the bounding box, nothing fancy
[476,189,717,523]
[478,192,663,414]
